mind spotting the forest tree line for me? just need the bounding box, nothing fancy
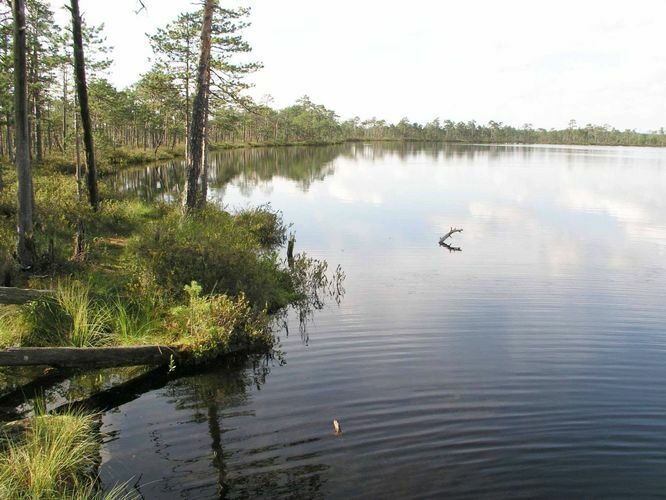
[1,0,665,171]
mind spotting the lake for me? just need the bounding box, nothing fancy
[103,143,666,498]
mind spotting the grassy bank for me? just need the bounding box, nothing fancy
[0,150,339,362]
[0,147,343,496]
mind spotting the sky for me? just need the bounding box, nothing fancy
[49,0,666,132]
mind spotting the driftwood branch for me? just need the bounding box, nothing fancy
[438,227,463,245]
[0,346,178,368]
[440,242,462,252]
[0,286,54,305]
[438,226,463,252]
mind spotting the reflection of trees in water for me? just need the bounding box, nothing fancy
[350,141,543,162]
[133,356,328,499]
[225,145,346,196]
[111,143,619,202]
[109,160,186,202]
[110,145,351,202]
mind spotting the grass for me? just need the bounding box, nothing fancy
[0,144,344,498]
[57,281,112,348]
[111,297,159,346]
[19,280,111,348]
[0,405,138,499]
[0,307,22,348]
[0,155,341,362]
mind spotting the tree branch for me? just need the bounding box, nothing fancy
[438,227,463,245]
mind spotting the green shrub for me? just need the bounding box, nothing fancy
[168,281,272,362]
[233,204,287,248]
[128,205,296,310]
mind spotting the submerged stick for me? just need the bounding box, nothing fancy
[287,234,295,268]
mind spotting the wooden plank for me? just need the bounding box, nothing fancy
[0,286,54,305]
[0,346,179,368]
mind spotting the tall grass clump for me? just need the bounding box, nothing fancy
[0,309,22,348]
[0,408,100,498]
[21,280,111,347]
[112,297,158,345]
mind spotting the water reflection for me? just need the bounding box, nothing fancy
[100,357,329,499]
[101,143,666,498]
[111,145,349,202]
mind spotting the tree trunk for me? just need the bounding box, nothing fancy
[62,66,67,152]
[183,0,215,212]
[31,45,43,162]
[70,0,99,211]
[12,0,36,269]
[185,47,190,161]
[199,71,211,203]
[73,95,85,260]
[5,113,12,160]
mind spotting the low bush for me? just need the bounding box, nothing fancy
[233,204,288,248]
[127,204,296,310]
[167,281,272,362]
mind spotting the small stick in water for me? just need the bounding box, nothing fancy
[333,419,342,435]
[438,226,463,245]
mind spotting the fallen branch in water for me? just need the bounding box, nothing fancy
[440,242,462,252]
[439,227,463,245]
[0,346,178,368]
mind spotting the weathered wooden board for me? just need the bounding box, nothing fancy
[0,286,54,305]
[0,346,178,368]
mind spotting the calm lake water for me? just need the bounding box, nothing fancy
[103,143,666,498]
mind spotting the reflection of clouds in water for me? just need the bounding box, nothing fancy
[323,161,407,206]
[560,188,666,247]
[328,182,383,205]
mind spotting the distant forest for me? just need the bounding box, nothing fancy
[1,1,665,167]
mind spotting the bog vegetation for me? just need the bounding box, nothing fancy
[0,0,661,497]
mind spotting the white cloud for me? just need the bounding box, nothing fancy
[51,0,666,130]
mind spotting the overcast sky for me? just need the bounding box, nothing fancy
[49,0,666,131]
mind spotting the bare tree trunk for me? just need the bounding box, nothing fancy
[5,113,12,160]
[32,45,43,162]
[69,0,99,211]
[73,94,85,259]
[199,71,211,203]
[62,66,67,152]
[13,0,36,269]
[75,97,82,199]
[185,46,190,161]
[183,0,215,211]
